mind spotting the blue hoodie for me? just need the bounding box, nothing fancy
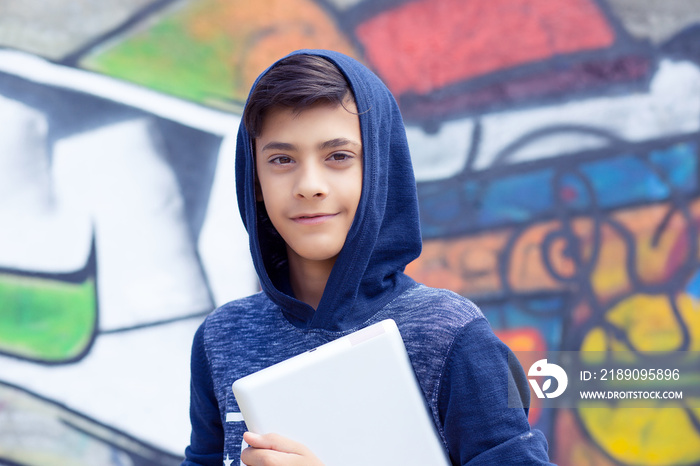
[183,49,553,465]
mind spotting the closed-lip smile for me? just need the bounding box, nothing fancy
[292,213,338,225]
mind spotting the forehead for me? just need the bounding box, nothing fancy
[257,101,361,144]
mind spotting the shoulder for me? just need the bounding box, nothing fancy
[387,283,485,338]
[197,292,277,347]
[392,285,507,378]
[193,292,288,393]
[202,292,272,327]
[379,284,493,409]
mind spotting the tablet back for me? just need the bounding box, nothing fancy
[232,319,451,466]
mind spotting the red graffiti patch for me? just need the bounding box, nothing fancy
[356,0,615,95]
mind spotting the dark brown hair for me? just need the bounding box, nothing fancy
[242,54,354,138]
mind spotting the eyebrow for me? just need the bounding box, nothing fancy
[260,141,296,152]
[260,138,361,153]
[318,138,361,150]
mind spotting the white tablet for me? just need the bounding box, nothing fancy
[232,319,451,466]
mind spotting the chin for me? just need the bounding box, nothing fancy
[293,246,342,263]
[302,252,340,262]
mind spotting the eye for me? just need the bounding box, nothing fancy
[327,152,353,162]
[270,155,293,165]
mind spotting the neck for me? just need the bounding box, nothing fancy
[287,248,336,310]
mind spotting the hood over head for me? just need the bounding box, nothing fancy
[235,49,421,331]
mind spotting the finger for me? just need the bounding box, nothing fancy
[243,432,309,455]
[240,444,305,466]
[241,447,274,466]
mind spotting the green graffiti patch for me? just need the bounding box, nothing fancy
[81,8,238,110]
[0,274,96,362]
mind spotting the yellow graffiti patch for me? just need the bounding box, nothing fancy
[579,402,700,465]
[581,293,700,353]
[579,292,700,465]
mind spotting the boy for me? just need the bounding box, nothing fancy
[183,49,553,465]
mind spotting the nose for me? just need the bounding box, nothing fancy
[294,162,328,199]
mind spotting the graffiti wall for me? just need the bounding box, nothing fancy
[1,0,699,464]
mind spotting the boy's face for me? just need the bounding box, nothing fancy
[255,100,363,266]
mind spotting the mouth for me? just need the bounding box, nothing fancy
[292,213,338,225]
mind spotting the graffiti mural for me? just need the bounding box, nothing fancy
[1,0,700,464]
[0,49,254,463]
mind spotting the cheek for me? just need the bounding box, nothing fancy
[257,182,280,215]
[257,171,283,202]
[262,190,283,215]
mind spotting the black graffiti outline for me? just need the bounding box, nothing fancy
[0,380,182,465]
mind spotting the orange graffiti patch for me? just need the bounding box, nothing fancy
[408,199,700,304]
[184,0,359,100]
[613,203,693,286]
[496,327,546,353]
[495,327,546,424]
[406,230,510,296]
